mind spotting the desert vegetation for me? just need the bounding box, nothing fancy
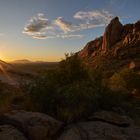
[0,53,136,123]
[0,53,139,124]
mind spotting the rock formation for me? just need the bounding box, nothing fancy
[78,37,103,58]
[59,111,140,140]
[78,17,140,70]
[58,121,140,140]
[102,17,123,52]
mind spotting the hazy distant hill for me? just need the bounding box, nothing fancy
[11,59,58,65]
[11,59,32,64]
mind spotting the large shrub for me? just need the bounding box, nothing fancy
[29,54,102,122]
[56,80,100,122]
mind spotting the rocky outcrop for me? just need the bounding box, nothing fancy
[78,17,140,70]
[0,110,63,140]
[134,20,140,32]
[129,60,140,69]
[102,17,123,52]
[59,111,140,140]
[78,37,103,58]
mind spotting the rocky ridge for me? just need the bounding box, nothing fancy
[78,17,140,70]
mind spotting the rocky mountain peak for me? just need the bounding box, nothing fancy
[102,17,123,52]
[78,17,140,70]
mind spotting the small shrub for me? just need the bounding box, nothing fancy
[0,81,24,113]
[108,68,140,93]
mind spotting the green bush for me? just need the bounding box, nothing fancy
[119,68,140,90]
[56,80,100,122]
[97,88,131,112]
[58,53,89,84]
[108,68,140,93]
[109,72,127,92]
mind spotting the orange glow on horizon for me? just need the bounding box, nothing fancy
[1,56,61,63]
[0,48,61,62]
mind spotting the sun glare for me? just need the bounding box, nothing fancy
[0,64,14,84]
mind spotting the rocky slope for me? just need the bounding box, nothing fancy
[78,17,140,71]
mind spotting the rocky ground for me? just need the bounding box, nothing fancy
[0,110,140,140]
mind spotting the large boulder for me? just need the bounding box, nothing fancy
[0,125,27,140]
[0,110,63,140]
[59,111,140,140]
[102,17,123,52]
[59,122,140,140]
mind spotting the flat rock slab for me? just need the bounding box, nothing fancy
[0,125,27,140]
[88,111,132,127]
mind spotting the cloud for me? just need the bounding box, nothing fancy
[58,34,84,39]
[53,10,114,33]
[79,22,104,30]
[23,13,52,38]
[74,10,114,26]
[23,10,114,39]
[54,17,77,33]
[33,35,54,39]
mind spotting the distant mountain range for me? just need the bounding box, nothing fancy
[11,59,32,64]
[10,59,58,64]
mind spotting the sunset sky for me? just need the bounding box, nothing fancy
[0,0,140,62]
